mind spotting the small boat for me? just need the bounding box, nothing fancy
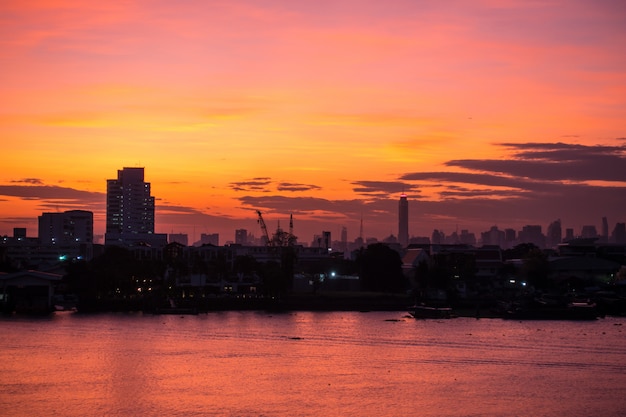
[409,303,454,319]
[503,295,599,320]
[409,288,455,319]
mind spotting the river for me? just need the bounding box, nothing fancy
[1,311,625,416]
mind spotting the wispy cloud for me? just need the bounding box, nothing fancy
[351,180,416,195]
[0,184,104,202]
[445,142,626,182]
[230,178,323,193]
[229,178,273,192]
[276,182,321,192]
[9,178,44,184]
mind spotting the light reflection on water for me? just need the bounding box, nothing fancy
[1,311,626,417]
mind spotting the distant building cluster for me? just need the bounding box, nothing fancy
[2,167,626,272]
[1,211,94,270]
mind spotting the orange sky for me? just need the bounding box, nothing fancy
[1,0,625,244]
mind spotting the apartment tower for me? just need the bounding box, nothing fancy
[105,167,164,246]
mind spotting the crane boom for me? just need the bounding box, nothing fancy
[256,210,272,246]
[256,210,297,246]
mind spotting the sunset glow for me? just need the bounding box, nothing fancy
[1,0,625,243]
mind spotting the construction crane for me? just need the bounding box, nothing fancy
[256,210,271,246]
[256,210,297,246]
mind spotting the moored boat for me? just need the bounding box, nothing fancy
[409,303,454,319]
[503,295,599,320]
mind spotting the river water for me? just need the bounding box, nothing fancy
[1,311,625,417]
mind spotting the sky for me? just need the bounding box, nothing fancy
[1,0,625,245]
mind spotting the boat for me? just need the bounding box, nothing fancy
[408,288,455,319]
[409,303,454,319]
[503,295,599,320]
[53,294,78,312]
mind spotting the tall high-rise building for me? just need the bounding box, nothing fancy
[504,228,516,249]
[322,231,331,250]
[611,223,626,244]
[105,167,165,247]
[481,226,504,247]
[546,219,562,248]
[398,193,409,247]
[519,225,545,248]
[340,226,348,252]
[601,217,609,243]
[235,229,248,245]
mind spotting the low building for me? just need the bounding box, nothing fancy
[0,270,62,313]
[548,257,621,287]
[401,247,430,281]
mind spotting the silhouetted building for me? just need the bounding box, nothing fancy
[1,270,62,314]
[169,233,188,246]
[199,233,219,246]
[601,217,609,243]
[105,167,166,247]
[546,219,562,249]
[431,229,444,245]
[474,246,503,279]
[481,226,504,247]
[312,232,332,250]
[409,236,431,245]
[39,210,93,245]
[351,236,365,252]
[519,225,545,248]
[322,231,331,250]
[565,228,575,242]
[235,229,248,245]
[581,225,598,239]
[459,230,476,246]
[504,228,516,249]
[398,193,409,247]
[382,234,398,244]
[611,223,626,244]
[446,231,460,245]
[2,217,93,268]
[340,226,348,252]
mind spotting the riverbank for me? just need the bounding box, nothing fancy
[55,290,621,319]
[71,291,414,314]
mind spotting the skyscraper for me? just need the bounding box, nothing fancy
[601,216,609,243]
[398,193,409,247]
[235,229,248,245]
[340,226,348,252]
[546,219,562,248]
[105,167,165,247]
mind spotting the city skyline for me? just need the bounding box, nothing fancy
[4,185,625,248]
[1,1,625,242]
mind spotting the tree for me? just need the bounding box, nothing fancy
[357,243,406,292]
[520,247,550,289]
